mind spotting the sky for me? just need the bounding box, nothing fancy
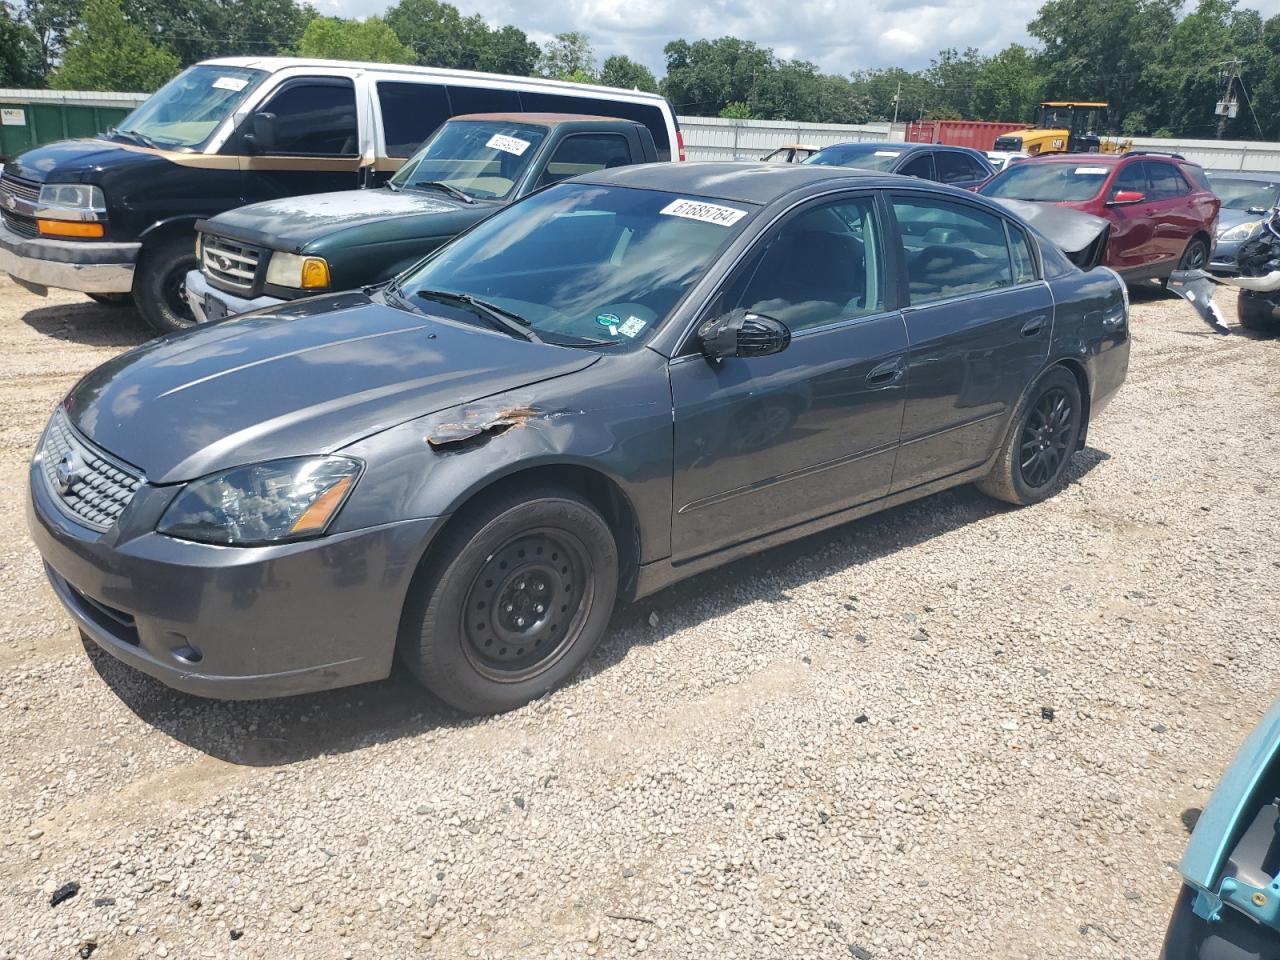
[321,0,1280,77]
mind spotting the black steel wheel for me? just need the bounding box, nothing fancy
[461,528,593,682]
[399,485,618,714]
[977,367,1084,506]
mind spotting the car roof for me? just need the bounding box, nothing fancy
[451,112,639,126]
[578,160,931,204]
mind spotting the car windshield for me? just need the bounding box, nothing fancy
[1212,179,1280,211]
[804,144,903,171]
[979,162,1109,202]
[390,120,549,200]
[112,65,266,150]
[393,183,754,346]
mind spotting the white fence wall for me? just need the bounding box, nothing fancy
[679,115,1280,172]
[678,116,902,161]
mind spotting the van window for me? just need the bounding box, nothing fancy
[377,81,450,157]
[519,91,670,160]
[537,134,632,188]
[259,79,358,156]
[447,86,522,115]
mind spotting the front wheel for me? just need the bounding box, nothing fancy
[1177,236,1210,272]
[1238,292,1280,333]
[134,236,198,334]
[977,367,1084,506]
[399,486,619,714]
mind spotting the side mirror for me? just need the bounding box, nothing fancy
[245,111,277,153]
[1108,190,1146,206]
[1247,205,1269,215]
[698,309,791,360]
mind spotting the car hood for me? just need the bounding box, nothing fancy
[992,198,1112,270]
[9,137,170,184]
[1216,207,1261,234]
[200,187,492,252]
[65,292,598,483]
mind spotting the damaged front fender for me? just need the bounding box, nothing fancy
[426,402,543,448]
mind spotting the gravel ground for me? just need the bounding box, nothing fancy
[0,277,1277,960]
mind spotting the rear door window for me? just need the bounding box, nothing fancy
[936,151,982,184]
[447,85,522,115]
[1144,161,1190,200]
[377,81,450,157]
[891,194,1014,304]
[899,153,935,181]
[1007,224,1038,284]
[258,79,358,156]
[536,134,633,188]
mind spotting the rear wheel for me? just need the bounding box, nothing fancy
[398,486,618,714]
[977,367,1084,506]
[1177,236,1210,272]
[134,235,198,334]
[1238,292,1280,333]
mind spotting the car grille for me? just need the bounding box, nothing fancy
[2,208,38,238]
[40,408,144,532]
[0,171,40,204]
[201,234,262,293]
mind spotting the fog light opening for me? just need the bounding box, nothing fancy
[170,644,203,665]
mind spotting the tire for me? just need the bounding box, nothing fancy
[1177,236,1210,272]
[1238,292,1280,333]
[86,292,133,307]
[398,485,619,714]
[133,235,198,334]
[977,367,1084,506]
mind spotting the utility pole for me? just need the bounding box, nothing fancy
[891,80,901,127]
[1216,59,1242,139]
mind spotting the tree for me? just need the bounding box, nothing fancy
[0,5,42,85]
[50,0,177,91]
[383,0,537,75]
[120,0,315,66]
[538,31,595,80]
[599,54,657,92]
[719,100,754,119]
[296,15,413,64]
[661,37,773,116]
[15,0,81,77]
[972,44,1044,122]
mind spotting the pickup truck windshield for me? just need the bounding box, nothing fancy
[979,163,1109,202]
[395,183,754,346]
[114,65,266,150]
[390,120,549,200]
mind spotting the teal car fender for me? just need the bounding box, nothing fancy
[1162,697,1280,958]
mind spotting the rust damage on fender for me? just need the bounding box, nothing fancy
[426,403,541,449]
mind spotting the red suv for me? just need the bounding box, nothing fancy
[978,153,1220,282]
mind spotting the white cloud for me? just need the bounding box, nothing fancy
[324,0,1280,78]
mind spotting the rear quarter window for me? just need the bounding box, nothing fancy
[1181,163,1212,192]
[377,81,451,157]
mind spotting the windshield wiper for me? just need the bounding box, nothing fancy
[412,181,475,204]
[114,127,162,150]
[414,289,540,342]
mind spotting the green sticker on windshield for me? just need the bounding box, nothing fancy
[596,313,620,327]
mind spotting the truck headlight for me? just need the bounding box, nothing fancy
[37,183,106,215]
[157,456,361,546]
[265,252,331,290]
[1220,220,1262,242]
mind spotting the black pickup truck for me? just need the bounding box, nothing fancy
[187,113,658,324]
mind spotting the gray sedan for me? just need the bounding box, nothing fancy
[1206,170,1280,274]
[28,163,1129,714]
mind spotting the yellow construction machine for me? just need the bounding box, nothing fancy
[992,102,1132,155]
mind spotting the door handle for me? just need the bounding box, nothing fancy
[1020,315,1048,337]
[866,357,905,386]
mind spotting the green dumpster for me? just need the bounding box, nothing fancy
[0,89,149,161]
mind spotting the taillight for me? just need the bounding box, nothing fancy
[677,130,686,162]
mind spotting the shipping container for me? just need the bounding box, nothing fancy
[0,89,148,161]
[905,119,1026,152]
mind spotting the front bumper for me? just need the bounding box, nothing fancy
[28,453,440,699]
[1209,238,1243,276]
[0,220,138,294]
[184,268,284,323]
[1159,884,1280,959]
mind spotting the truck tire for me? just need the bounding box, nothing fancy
[134,235,198,334]
[1238,292,1280,333]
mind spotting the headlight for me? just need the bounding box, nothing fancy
[158,456,361,546]
[265,252,331,290]
[38,183,105,214]
[1220,220,1262,242]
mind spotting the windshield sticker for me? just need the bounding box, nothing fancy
[1074,166,1108,175]
[486,133,531,156]
[212,76,249,92]
[659,199,748,227]
[874,150,901,157]
[618,316,647,338]
[596,313,620,335]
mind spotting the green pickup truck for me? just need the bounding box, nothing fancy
[185,112,659,324]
